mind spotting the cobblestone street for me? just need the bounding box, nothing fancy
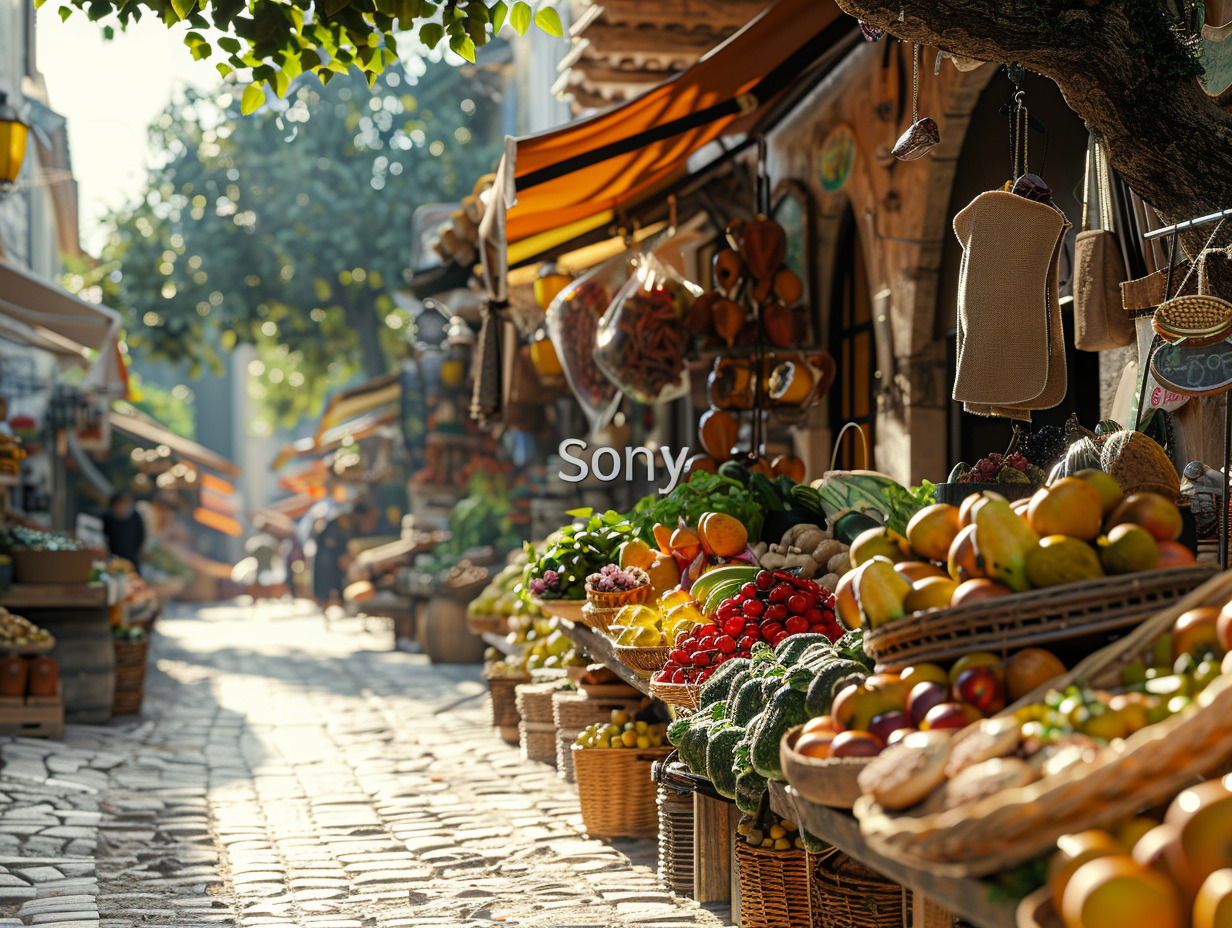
[0,601,730,928]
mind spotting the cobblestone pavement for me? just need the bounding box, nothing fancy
[0,600,731,928]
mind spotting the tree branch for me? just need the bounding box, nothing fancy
[835,0,1232,234]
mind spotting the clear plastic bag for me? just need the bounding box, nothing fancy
[594,254,699,405]
[544,253,628,430]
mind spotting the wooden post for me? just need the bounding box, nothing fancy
[914,892,956,928]
[693,793,732,904]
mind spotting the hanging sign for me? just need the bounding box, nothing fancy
[817,124,856,193]
[1149,339,1232,397]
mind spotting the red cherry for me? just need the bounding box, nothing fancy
[804,608,823,624]
[785,615,809,635]
[670,668,686,684]
[755,570,774,590]
[669,649,689,664]
[663,660,681,674]
[769,584,792,604]
[742,599,765,618]
[787,594,809,614]
[769,631,789,648]
[737,635,757,650]
[716,635,737,654]
[765,603,788,623]
[737,649,752,658]
[740,582,759,600]
[697,667,715,681]
[691,652,711,667]
[723,617,745,637]
[761,621,784,639]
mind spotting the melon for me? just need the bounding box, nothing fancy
[1099,430,1180,499]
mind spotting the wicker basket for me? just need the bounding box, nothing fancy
[649,680,701,711]
[111,638,150,715]
[612,643,670,675]
[488,676,524,735]
[780,726,871,810]
[530,597,587,622]
[657,783,695,896]
[811,849,908,928]
[579,601,620,633]
[113,639,149,669]
[516,680,563,766]
[863,565,1214,670]
[585,573,650,609]
[736,840,813,928]
[855,570,1232,877]
[572,744,671,839]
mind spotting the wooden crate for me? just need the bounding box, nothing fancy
[0,686,64,738]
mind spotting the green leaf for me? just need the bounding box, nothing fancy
[102,21,113,35]
[533,5,562,37]
[169,0,194,21]
[509,0,530,34]
[271,69,290,98]
[300,48,321,70]
[565,508,594,519]
[218,36,241,53]
[240,83,266,115]
[215,62,232,78]
[419,21,444,48]
[190,39,211,59]
[449,33,475,61]
[490,0,507,34]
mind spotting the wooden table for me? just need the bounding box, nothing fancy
[2,583,112,725]
[769,782,1016,928]
[559,620,650,694]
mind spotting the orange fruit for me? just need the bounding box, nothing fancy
[698,512,749,559]
[771,454,806,482]
[652,523,673,555]
[670,526,702,562]
[1048,830,1126,910]
[1157,540,1197,567]
[794,731,835,759]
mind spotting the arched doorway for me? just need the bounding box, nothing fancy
[829,209,877,469]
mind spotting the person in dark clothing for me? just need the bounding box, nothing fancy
[102,490,146,573]
[311,500,381,605]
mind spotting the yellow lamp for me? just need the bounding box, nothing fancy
[0,93,29,191]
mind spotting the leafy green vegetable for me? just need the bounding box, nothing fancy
[523,510,634,600]
[882,480,937,535]
[627,472,763,544]
[813,472,935,537]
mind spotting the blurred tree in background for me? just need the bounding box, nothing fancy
[77,50,507,432]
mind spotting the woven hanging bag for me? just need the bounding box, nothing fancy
[952,190,1071,420]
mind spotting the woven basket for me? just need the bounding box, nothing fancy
[488,676,524,731]
[517,680,562,766]
[811,849,908,928]
[552,690,647,733]
[572,744,671,839]
[863,565,1214,670]
[736,840,812,928]
[111,687,144,715]
[520,722,558,765]
[649,680,700,710]
[530,597,587,622]
[657,783,695,896]
[585,574,650,610]
[856,570,1232,877]
[556,729,581,782]
[113,639,149,669]
[780,726,871,810]
[612,643,670,675]
[580,601,621,632]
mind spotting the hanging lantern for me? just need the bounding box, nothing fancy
[0,93,29,191]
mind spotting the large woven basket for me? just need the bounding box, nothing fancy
[736,840,812,928]
[863,565,1214,670]
[516,681,562,766]
[488,676,524,737]
[856,570,1232,877]
[552,690,647,780]
[111,639,150,715]
[649,680,700,711]
[656,783,695,897]
[780,726,871,810]
[811,849,907,928]
[572,745,671,839]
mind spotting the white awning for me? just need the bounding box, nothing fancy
[0,258,124,392]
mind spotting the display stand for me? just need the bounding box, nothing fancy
[768,782,1016,928]
[559,620,651,694]
[1,583,112,724]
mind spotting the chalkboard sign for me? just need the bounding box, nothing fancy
[1150,338,1232,397]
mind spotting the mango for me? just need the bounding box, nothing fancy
[973,499,1040,593]
[855,556,913,629]
[906,503,962,562]
[849,526,911,570]
[1027,478,1104,540]
[903,576,958,614]
[1098,523,1159,575]
[1025,535,1105,588]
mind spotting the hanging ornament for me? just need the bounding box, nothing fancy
[891,44,940,161]
[859,20,885,42]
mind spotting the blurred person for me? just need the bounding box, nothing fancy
[311,499,381,607]
[102,490,146,574]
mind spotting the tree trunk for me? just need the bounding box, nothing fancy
[344,293,390,378]
[834,0,1232,245]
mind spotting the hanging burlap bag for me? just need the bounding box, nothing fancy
[952,190,1071,420]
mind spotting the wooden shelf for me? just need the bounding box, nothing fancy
[768,782,1016,928]
[481,631,521,656]
[559,620,650,695]
[0,583,107,610]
